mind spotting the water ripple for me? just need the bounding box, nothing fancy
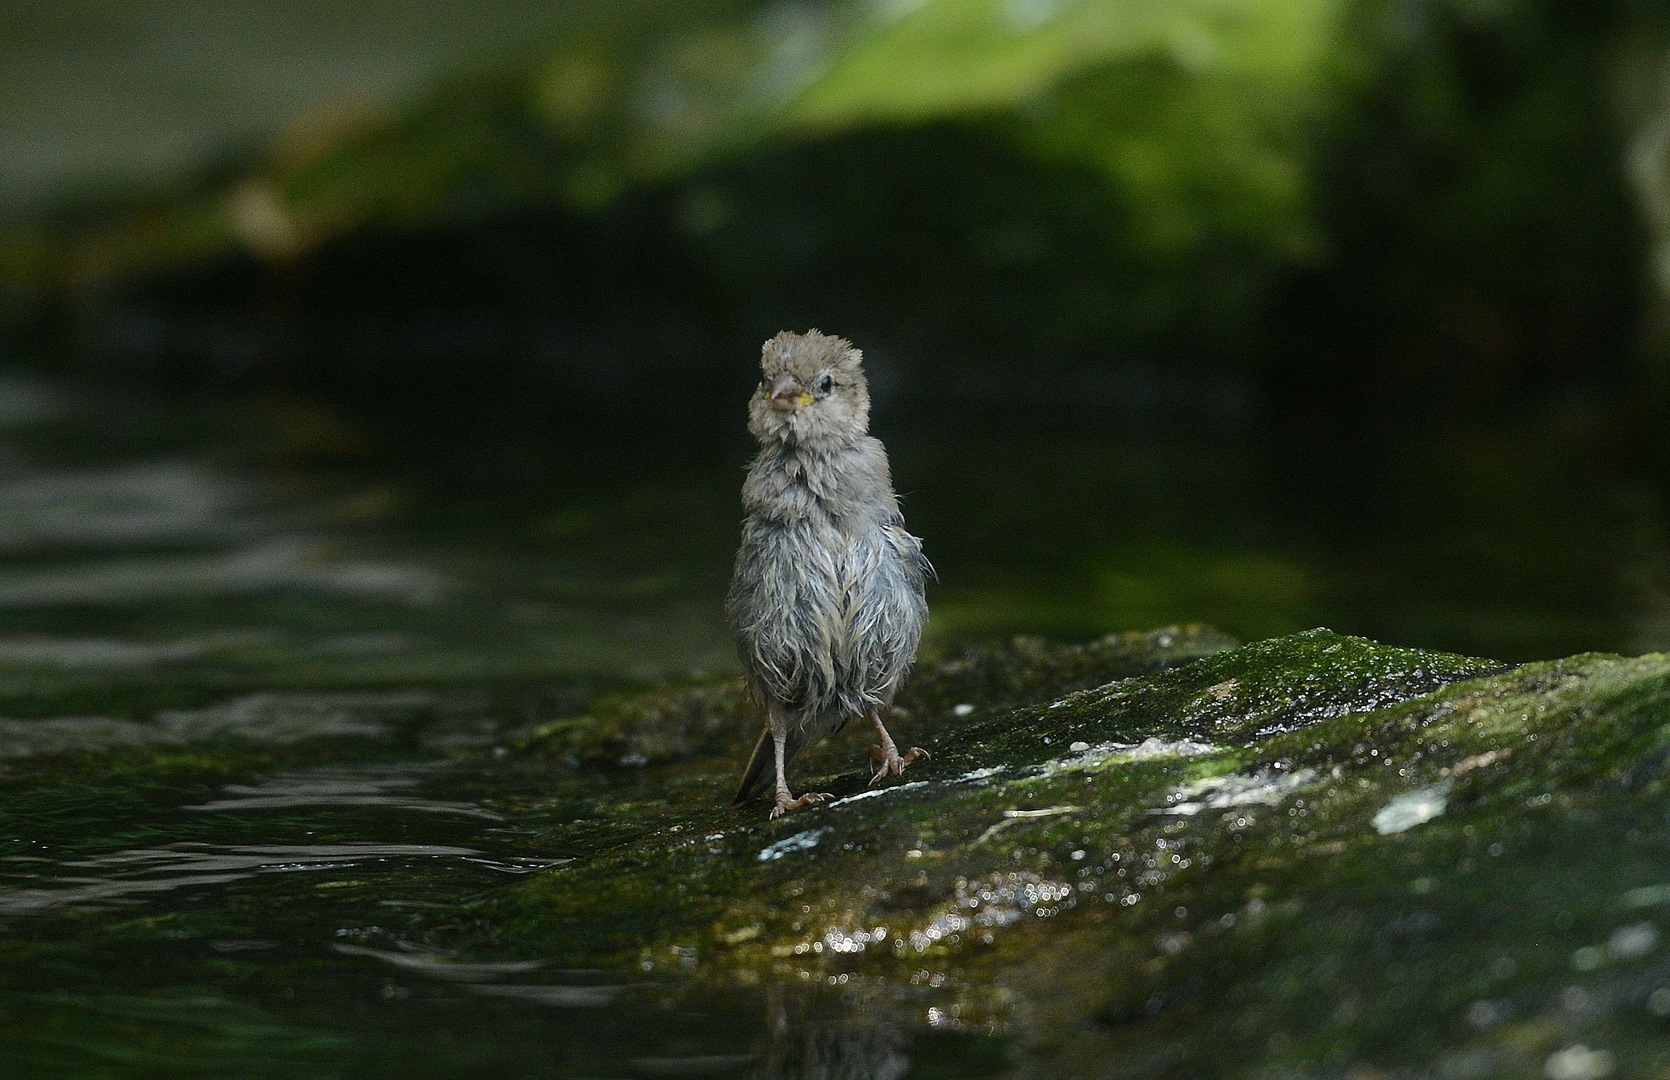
[181,766,501,817]
[0,842,567,915]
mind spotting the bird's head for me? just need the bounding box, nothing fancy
[747,330,870,449]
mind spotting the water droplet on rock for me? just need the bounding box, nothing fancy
[1373,784,1449,834]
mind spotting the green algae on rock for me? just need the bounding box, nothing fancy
[481,629,1670,1076]
[495,629,1500,963]
[519,624,1235,771]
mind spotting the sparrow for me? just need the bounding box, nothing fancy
[727,331,931,817]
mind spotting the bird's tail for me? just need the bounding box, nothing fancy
[732,727,804,805]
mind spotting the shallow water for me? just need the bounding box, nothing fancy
[0,367,1664,1077]
[0,695,1009,1077]
[6,762,753,1075]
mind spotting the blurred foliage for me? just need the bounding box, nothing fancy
[0,0,1666,413]
[1276,0,1663,403]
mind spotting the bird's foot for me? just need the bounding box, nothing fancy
[770,791,832,819]
[868,744,930,785]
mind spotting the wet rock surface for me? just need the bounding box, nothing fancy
[489,629,1670,1077]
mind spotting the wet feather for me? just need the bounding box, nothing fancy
[728,331,930,810]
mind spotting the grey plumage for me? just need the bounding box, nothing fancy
[727,330,930,816]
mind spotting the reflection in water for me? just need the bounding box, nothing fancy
[750,987,911,1080]
[0,371,734,689]
[0,693,442,756]
[465,982,624,1007]
[158,691,437,744]
[183,765,503,817]
[632,1053,761,1075]
[0,842,567,915]
[0,462,253,550]
[0,538,447,607]
[325,944,920,1077]
[330,943,547,981]
[333,944,628,1006]
[0,630,277,668]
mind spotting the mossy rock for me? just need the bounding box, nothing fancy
[517,624,1234,770]
[480,628,1670,1077]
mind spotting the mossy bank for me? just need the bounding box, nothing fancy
[487,628,1670,1078]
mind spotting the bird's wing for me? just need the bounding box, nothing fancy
[881,513,934,589]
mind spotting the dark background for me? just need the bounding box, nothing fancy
[5,0,1670,663]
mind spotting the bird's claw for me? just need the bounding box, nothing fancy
[868,744,930,785]
[770,791,832,818]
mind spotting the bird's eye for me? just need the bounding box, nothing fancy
[818,375,834,393]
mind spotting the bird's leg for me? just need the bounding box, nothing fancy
[770,724,830,819]
[867,708,929,785]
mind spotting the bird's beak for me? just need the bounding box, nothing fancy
[768,373,813,411]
